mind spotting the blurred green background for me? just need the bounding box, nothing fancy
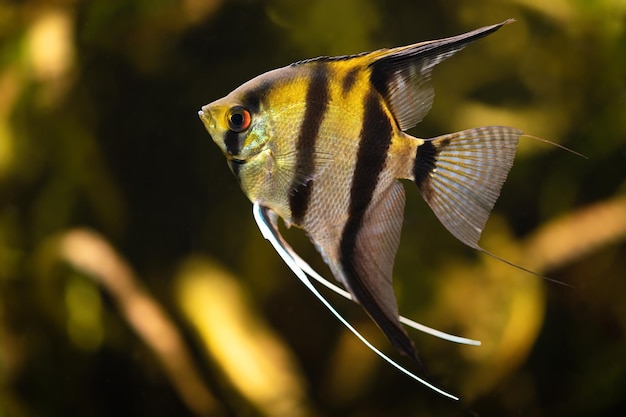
[1,0,625,416]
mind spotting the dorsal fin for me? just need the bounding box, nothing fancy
[369,20,514,131]
[290,51,370,66]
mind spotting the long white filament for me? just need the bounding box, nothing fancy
[249,209,479,345]
[253,203,459,400]
[290,250,481,346]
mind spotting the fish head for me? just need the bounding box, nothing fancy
[198,67,311,212]
[198,82,271,166]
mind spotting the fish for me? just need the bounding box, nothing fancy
[198,19,524,399]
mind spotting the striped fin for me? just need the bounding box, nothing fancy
[252,203,459,400]
[337,181,423,364]
[413,126,522,249]
[369,20,513,131]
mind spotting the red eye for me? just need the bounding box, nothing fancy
[227,106,251,132]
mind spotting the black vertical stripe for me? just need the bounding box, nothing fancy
[341,91,393,248]
[338,91,418,359]
[342,67,359,96]
[412,140,438,192]
[242,88,263,114]
[369,64,391,104]
[289,64,330,225]
[224,130,240,156]
[339,91,392,280]
[413,141,439,199]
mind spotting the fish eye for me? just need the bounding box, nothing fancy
[226,106,251,132]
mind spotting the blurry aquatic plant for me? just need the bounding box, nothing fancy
[175,257,313,417]
[37,229,223,417]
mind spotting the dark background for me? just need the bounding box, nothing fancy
[1,0,625,416]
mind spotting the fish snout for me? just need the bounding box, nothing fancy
[198,107,216,130]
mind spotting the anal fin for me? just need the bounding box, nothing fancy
[252,203,459,400]
[333,181,427,366]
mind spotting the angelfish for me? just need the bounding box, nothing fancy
[199,20,523,399]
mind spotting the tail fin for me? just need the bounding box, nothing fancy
[412,126,522,250]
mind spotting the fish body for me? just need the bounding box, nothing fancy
[200,20,521,378]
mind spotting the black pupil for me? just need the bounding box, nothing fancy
[230,112,244,127]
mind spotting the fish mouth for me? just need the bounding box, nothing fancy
[198,108,215,129]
